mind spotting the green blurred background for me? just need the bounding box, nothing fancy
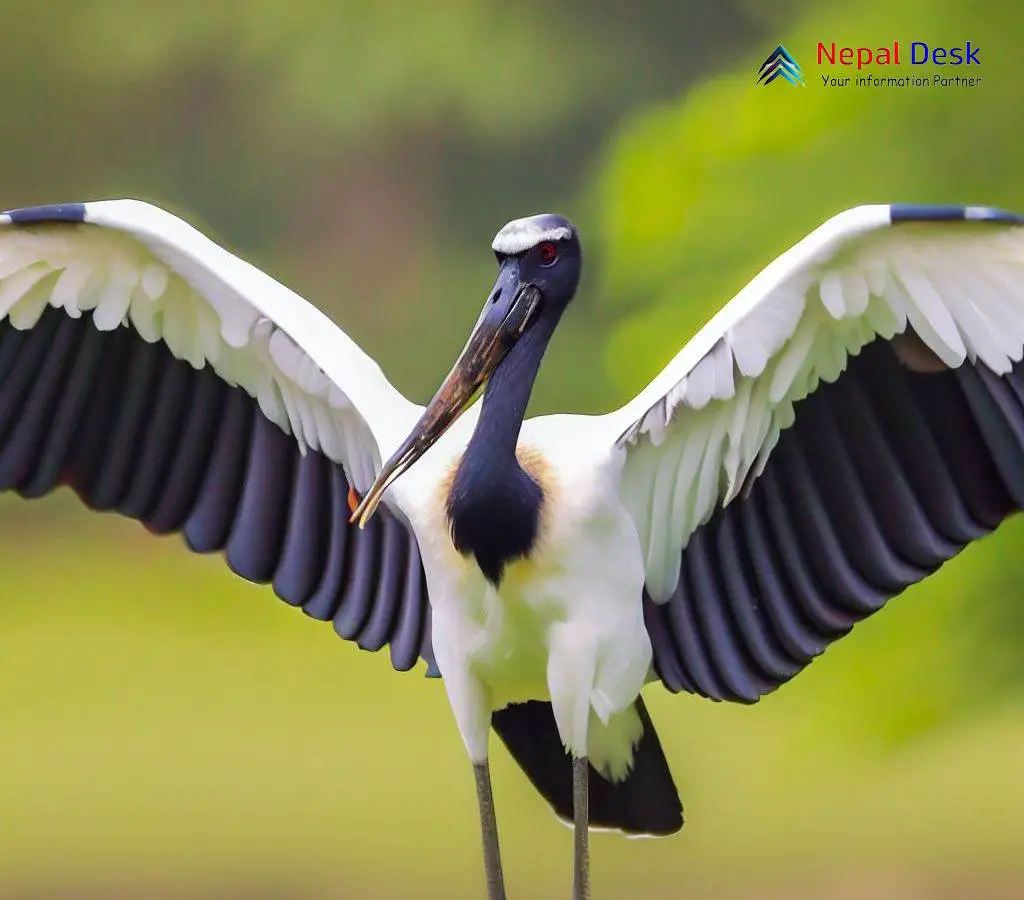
[2,1,1023,897]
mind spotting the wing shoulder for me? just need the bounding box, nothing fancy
[0,199,421,490]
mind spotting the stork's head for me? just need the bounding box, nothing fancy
[351,213,581,526]
[489,213,582,313]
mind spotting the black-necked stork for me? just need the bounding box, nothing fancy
[1,199,1023,899]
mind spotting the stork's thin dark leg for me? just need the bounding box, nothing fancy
[573,755,590,900]
[473,761,507,900]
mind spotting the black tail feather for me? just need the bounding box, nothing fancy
[491,697,683,836]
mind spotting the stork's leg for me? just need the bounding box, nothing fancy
[473,760,507,900]
[546,623,597,900]
[432,618,505,899]
[572,754,590,900]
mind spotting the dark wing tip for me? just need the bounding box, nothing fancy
[889,203,1024,225]
[2,203,87,225]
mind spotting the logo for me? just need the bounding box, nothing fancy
[757,45,804,86]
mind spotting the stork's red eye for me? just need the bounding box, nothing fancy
[538,241,558,266]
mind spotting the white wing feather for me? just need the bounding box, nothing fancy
[603,205,1024,600]
[0,200,421,492]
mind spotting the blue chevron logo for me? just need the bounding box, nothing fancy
[757,45,804,86]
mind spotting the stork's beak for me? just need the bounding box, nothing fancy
[350,262,542,527]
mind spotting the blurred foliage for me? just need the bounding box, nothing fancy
[0,0,762,415]
[2,0,1024,897]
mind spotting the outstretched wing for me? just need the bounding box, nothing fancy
[0,200,436,673]
[603,204,1024,701]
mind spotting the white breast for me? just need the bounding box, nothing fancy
[393,411,653,771]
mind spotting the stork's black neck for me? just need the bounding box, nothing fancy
[446,316,557,584]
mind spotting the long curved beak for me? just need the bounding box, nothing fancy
[350,262,541,527]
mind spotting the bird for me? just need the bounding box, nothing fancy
[0,198,1023,900]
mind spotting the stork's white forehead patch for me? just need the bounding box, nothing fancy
[491,215,574,255]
